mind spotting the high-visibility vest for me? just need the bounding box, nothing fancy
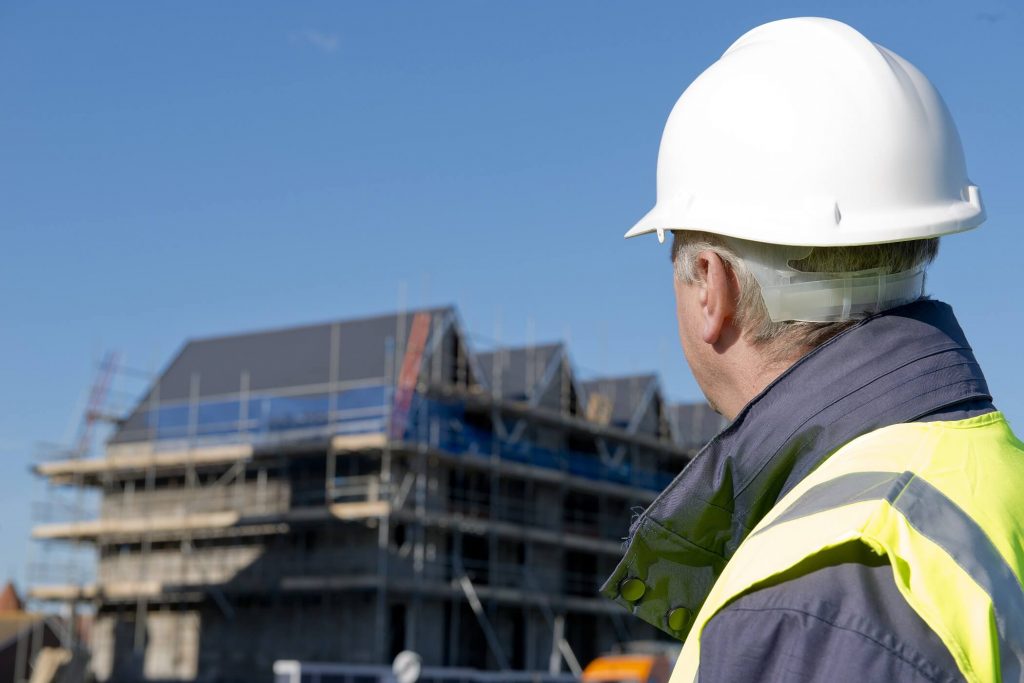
[670,412,1024,683]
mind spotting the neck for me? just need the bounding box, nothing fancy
[713,341,807,421]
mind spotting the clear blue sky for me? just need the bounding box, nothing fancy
[1,2,1021,587]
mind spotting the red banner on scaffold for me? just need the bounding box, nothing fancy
[390,312,432,439]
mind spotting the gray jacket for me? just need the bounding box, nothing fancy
[602,301,993,681]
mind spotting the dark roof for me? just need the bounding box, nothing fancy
[669,402,727,451]
[581,374,658,427]
[475,344,563,401]
[113,307,453,439]
[153,306,454,401]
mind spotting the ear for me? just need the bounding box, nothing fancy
[698,250,738,344]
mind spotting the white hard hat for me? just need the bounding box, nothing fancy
[627,17,985,248]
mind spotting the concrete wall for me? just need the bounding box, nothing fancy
[533,483,563,533]
[197,594,379,682]
[526,609,555,672]
[145,610,200,680]
[100,613,144,681]
[527,543,562,594]
[90,615,115,682]
[409,599,446,665]
[101,477,290,519]
[99,545,264,586]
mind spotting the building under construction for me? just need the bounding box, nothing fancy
[30,306,724,683]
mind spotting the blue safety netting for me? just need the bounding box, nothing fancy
[404,396,676,491]
[137,385,676,492]
[141,385,390,442]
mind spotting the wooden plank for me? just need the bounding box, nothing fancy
[328,501,390,520]
[330,432,387,452]
[32,511,240,540]
[37,443,253,478]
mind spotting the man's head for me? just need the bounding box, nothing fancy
[621,18,984,418]
[669,232,939,419]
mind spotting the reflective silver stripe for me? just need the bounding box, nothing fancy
[753,470,1024,681]
[752,471,914,535]
[894,476,1024,682]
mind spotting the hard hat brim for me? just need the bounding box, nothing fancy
[625,188,985,247]
[624,209,660,240]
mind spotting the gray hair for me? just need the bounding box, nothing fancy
[671,230,939,353]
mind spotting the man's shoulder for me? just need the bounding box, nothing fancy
[698,543,965,683]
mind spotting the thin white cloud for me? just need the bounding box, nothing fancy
[290,29,340,54]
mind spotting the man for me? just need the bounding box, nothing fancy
[601,17,1024,683]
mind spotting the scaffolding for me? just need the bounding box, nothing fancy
[29,306,724,683]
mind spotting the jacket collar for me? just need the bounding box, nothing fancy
[600,300,991,636]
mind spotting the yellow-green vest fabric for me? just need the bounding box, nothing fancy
[671,412,1024,683]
